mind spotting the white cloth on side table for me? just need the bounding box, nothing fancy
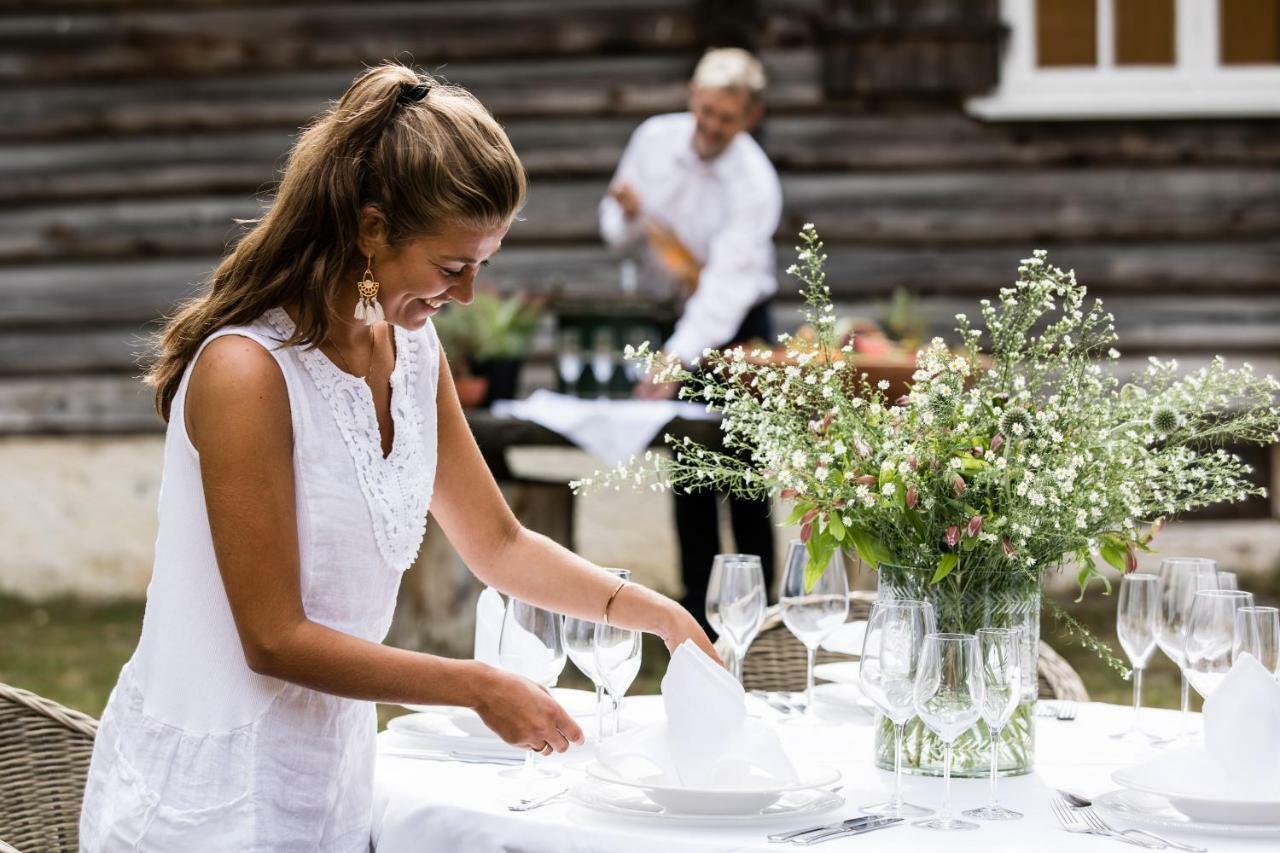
[597,641,796,789]
[490,389,716,466]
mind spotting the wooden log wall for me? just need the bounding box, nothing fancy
[2,0,1278,455]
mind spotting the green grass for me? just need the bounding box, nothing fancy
[5,577,1277,722]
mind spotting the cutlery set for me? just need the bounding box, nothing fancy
[1036,700,1078,721]
[1050,791,1206,851]
[767,816,903,845]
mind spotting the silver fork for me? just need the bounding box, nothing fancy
[1056,701,1078,721]
[1050,797,1163,848]
[1078,803,1206,853]
[507,786,569,812]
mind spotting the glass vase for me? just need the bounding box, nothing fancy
[873,562,1040,777]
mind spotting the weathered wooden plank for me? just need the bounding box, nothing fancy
[0,1,700,82]
[4,241,1279,330]
[0,374,159,434]
[6,167,1277,262]
[0,324,157,376]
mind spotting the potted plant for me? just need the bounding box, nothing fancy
[432,290,543,407]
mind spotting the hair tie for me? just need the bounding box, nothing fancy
[397,82,431,105]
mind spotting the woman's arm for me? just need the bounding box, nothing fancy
[428,342,719,661]
[186,335,582,751]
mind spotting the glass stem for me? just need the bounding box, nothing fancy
[892,721,905,813]
[804,645,816,715]
[1180,672,1191,737]
[613,692,623,737]
[731,646,745,683]
[594,684,605,743]
[943,743,954,819]
[989,726,1001,807]
[1131,667,1143,733]
[524,748,536,777]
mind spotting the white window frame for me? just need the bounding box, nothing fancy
[968,0,1280,119]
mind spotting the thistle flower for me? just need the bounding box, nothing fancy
[1151,407,1179,436]
[999,407,1032,437]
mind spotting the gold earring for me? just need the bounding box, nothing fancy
[354,255,383,325]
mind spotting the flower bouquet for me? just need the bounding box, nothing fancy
[575,225,1280,775]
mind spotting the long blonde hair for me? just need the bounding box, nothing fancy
[146,62,527,420]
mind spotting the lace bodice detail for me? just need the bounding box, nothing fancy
[263,308,434,572]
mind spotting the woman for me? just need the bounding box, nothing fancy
[79,62,718,851]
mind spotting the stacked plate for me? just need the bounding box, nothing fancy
[382,687,598,762]
[1095,758,1280,837]
[571,761,842,822]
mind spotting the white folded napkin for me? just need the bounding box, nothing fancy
[473,586,504,666]
[1120,652,1280,801]
[490,389,716,466]
[819,620,867,656]
[1202,652,1280,797]
[598,641,797,789]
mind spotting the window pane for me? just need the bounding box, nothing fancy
[1037,0,1098,66]
[1221,0,1280,64]
[1115,0,1176,64]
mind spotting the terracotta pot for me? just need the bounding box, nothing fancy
[454,375,488,409]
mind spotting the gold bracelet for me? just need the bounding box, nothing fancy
[602,580,628,626]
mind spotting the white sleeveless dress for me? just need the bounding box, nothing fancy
[80,308,439,852]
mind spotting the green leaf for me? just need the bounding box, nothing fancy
[781,502,811,526]
[1099,542,1127,573]
[1075,563,1094,602]
[932,553,958,584]
[847,526,893,568]
[828,512,846,541]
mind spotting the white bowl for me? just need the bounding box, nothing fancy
[585,761,840,816]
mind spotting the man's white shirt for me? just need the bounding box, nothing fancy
[599,112,782,366]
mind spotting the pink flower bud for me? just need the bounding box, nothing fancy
[945,526,960,547]
[780,488,799,500]
[1002,537,1016,558]
[971,446,984,458]
[896,395,911,406]
[991,434,1004,453]
[801,509,819,526]
[907,455,919,471]
[855,440,871,458]
[800,521,813,543]
[832,499,846,509]
[966,515,983,538]
[906,485,918,509]
[1125,543,1138,574]
[856,474,878,486]
[951,474,966,496]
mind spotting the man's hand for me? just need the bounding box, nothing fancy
[610,183,642,220]
[632,370,679,400]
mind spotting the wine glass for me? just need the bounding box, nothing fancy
[963,628,1022,821]
[593,620,642,739]
[1185,589,1254,699]
[706,554,766,682]
[1111,573,1163,743]
[497,598,566,780]
[780,541,849,722]
[563,568,630,742]
[1235,605,1280,678]
[1215,570,1239,592]
[1155,557,1217,741]
[858,599,936,819]
[591,327,616,399]
[557,328,581,395]
[623,327,650,384]
[913,633,983,832]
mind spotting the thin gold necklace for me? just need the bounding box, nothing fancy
[328,327,377,380]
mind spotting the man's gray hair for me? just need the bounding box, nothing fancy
[691,48,767,100]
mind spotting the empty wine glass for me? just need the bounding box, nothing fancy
[593,620,642,739]
[497,598,566,780]
[563,568,630,742]
[706,554,765,683]
[623,327,649,384]
[1155,557,1217,741]
[1215,570,1239,592]
[859,599,936,819]
[780,541,849,723]
[1235,605,1280,678]
[557,328,581,394]
[963,628,1022,821]
[913,633,983,832]
[1111,573,1163,743]
[1185,589,1254,700]
[591,327,616,399]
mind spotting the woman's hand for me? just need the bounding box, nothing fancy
[659,603,724,667]
[471,667,584,754]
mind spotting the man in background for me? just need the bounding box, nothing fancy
[599,47,782,631]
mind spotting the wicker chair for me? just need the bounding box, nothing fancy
[0,684,99,853]
[732,593,1090,702]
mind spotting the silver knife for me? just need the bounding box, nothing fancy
[792,817,903,845]
[767,816,874,844]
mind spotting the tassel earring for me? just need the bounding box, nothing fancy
[355,255,384,325]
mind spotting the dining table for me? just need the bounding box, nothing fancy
[370,695,1275,852]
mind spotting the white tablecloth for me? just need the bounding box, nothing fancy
[371,699,1274,852]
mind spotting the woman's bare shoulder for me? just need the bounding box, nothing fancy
[186,333,291,455]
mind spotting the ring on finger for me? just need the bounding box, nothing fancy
[538,741,553,756]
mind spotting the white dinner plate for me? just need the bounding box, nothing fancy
[1095,789,1280,838]
[812,661,861,686]
[813,682,875,713]
[1113,753,1280,825]
[569,779,843,824]
[384,714,525,759]
[585,761,841,815]
[399,688,599,738]
[818,620,867,656]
